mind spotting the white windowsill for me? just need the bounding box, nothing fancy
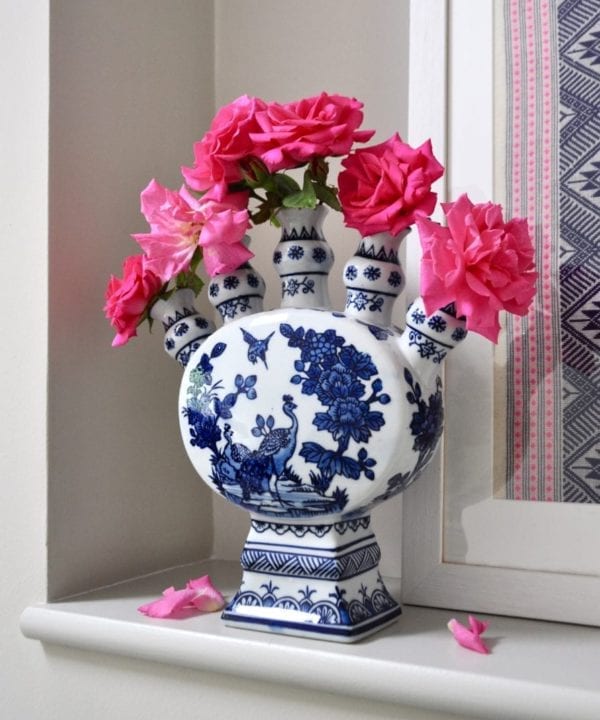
[20,559,600,720]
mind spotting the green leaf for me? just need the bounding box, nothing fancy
[174,268,204,296]
[282,191,316,209]
[246,158,270,183]
[239,168,262,189]
[273,172,301,196]
[251,201,275,225]
[187,273,204,296]
[282,169,318,209]
[189,247,203,273]
[314,183,341,211]
[311,158,329,185]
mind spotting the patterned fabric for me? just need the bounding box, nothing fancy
[503,0,600,501]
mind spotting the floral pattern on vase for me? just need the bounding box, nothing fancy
[181,320,389,517]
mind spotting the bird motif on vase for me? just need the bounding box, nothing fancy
[217,395,299,503]
[241,328,275,369]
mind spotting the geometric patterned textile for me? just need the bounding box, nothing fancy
[558,0,600,501]
[503,0,600,501]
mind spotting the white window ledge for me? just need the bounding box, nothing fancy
[21,559,600,720]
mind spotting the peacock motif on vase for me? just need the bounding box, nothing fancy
[218,393,299,503]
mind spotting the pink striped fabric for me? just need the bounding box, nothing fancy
[505,0,562,500]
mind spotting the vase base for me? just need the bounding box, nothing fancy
[221,601,401,643]
[222,515,401,643]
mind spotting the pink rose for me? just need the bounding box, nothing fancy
[133,179,251,282]
[181,94,267,193]
[338,133,444,237]
[250,92,375,172]
[104,254,163,347]
[199,209,253,278]
[417,193,537,343]
[132,180,206,282]
[197,184,252,277]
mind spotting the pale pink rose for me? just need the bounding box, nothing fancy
[104,254,163,347]
[133,179,251,282]
[200,227,253,278]
[338,133,444,237]
[181,94,267,192]
[133,180,206,282]
[250,92,375,172]
[417,193,537,343]
[138,178,205,232]
[448,615,490,654]
[198,187,252,277]
[138,575,225,619]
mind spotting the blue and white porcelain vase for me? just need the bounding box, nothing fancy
[160,207,467,642]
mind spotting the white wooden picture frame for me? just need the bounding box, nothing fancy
[401,0,600,626]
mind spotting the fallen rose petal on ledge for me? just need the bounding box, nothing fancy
[138,587,199,619]
[448,615,490,654]
[138,575,226,619]
[186,575,226,612]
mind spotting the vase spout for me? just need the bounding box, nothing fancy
[150,288,215,368]
[342,231,407,327]
[274,205,334,310]
[397,297,468,384]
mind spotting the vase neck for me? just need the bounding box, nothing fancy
[343,231,407,327]
[207,249,266,324]
[273,205,334,310]
[398,296,468,384]
[150,288,215,368]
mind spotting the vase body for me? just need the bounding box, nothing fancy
[176,211,467,641]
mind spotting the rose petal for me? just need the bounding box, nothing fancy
[186,575,226,612]
[201,241,253,277]
[138,587,198,619]
[182,95,268,190]
[448,617,490,654]
[468,615,489,636]
[138,576,226,619]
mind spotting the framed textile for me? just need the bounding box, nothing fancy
[402,0,600,624]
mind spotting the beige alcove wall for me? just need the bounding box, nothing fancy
[47,0,409,600]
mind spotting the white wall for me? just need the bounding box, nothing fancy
[0,0,49,717]
[47,0,217,600]
[2,2,465,718]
